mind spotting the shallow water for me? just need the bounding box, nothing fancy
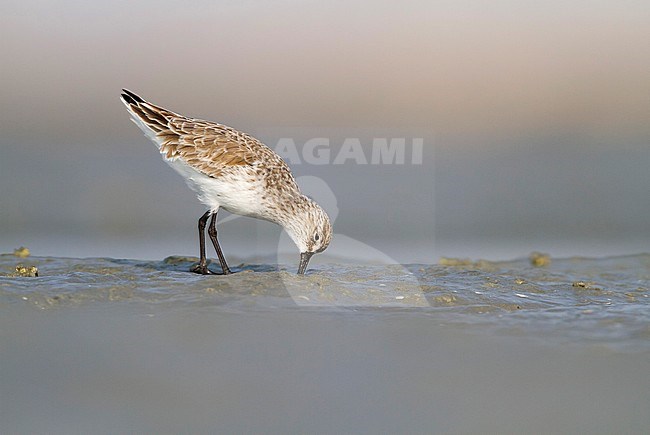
[1,253,649,433]
[2,253,649,349]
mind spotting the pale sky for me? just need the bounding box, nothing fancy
[1,0,649,149]
[1,1,649,259]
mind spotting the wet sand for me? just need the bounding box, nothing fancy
[1,253,649,433]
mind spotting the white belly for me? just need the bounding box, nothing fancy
[166,158,267,219]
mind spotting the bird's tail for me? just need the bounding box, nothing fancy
[120,89,180,150]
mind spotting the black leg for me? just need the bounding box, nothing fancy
[207,210,231,275]
[190,210,213,275]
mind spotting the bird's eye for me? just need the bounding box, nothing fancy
[314,233,320,241]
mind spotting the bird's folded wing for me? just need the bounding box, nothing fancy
[165,118,258,175]
[123,94,265,178]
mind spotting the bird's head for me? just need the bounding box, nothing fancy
[284,199,332,274]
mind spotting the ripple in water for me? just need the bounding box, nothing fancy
[1,252,649,350]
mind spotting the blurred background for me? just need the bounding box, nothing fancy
[1,0,648,262]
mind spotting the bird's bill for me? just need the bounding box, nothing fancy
[298,252,314,275]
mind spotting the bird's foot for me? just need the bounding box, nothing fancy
[190,264,214,275]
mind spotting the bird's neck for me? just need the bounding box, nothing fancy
[273,193,312,251]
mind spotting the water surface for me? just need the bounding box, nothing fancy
[1,253,649,433]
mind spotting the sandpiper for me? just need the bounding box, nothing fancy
[120,89,331,274]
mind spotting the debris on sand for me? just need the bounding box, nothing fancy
[439,257,474,266]
[13,247,30,258]
[163,255,200,265]
[438,257,495,269]
[529,251,551,267]
[12,264,39,277]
